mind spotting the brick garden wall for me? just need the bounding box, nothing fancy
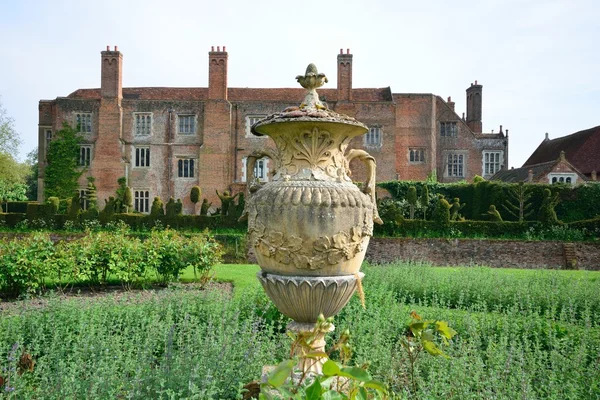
[365,238,600,270]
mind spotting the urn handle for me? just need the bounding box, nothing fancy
[345,149,383,224]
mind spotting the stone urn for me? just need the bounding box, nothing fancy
[242,64,382,372]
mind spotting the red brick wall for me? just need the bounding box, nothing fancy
[365,238,600,270]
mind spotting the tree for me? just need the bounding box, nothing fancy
[44,122,83,199]
[25,147,38,200]
[0,96,21,156]
[502,182,533,222]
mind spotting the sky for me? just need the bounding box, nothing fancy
[0,0,598,168]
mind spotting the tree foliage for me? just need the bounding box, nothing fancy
[0,96,21,156]
[44,122,83,200]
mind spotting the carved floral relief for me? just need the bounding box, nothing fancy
[251,222,366,271]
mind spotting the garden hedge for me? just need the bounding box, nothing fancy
[379,180,600,223]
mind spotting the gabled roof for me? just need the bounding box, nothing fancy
[524,125,600,174]
[66,87,394,103]
[491,160,556,183]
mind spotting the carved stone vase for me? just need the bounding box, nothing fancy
[243,64,382,372]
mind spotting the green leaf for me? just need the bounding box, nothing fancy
[422,340,446,357]
[267,360,295,387]
[339,367,372,382]
[305,377,323,399]
[354,386,368,400]
[322,360,341,376]
[363,380,387,392]
[322,390,346,400]
[435,321,457,339]
[422,329,435,342]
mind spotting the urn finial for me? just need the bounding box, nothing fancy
[296,64,328,110]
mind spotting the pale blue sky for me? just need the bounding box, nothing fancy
[1,0,598,168]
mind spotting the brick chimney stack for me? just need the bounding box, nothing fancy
[101,46,123,99]
[447,96,455,112]
[208,46,228,100]
[466,80,482,133]
[337,48,353,101]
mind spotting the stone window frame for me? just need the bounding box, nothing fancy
[409,148,425,163]
[482,150,503,176]
[133,112,153,137]
[133,146,151,168]
[245,115,268,137]
[78,145,92,167]
[74,112,92,133]
[177,114,197,135]
[444,151,467,178]
[548,173,578,185]
[176,157,196,178]
[440,121,458,137]
[133,189,151,213]
[364,126,383,147]
[77,188,89,211]
[241,156,269,182]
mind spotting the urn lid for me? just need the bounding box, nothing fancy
[251,64,368,137]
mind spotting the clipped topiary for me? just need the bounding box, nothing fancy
[487,205,503,222]
[190,186,201,205]
[86,177,97,210]
[150,197,165,217]
[432,196,451,225]
[67,192,80,221]
[165,197,177,219]
[175,199,183,215]
[407,186,417,219]
[538,188,560,225]
[450,197,465,221]
[420,185,430,220]
[47,197,60,214]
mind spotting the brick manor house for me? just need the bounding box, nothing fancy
[38,46,508,214]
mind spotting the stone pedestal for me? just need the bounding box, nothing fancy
[257,272,364,323]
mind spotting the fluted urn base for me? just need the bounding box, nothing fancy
[257,272,364,323]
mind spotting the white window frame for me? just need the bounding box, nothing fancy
[445,152,466,178]
[245,115,267,137]
[548,173,577,185]
[440,121,458,137]
[365,126,382,147]
[134,113,153,136]
[133,146,151,168]
[482,151,503,176]
[133,189,151,213]
[177,158,196,178]
[177,114,197,135]
[74,112,92,133]
[79,145,92,167]
[409,148,425,163]
[242,157,269,182]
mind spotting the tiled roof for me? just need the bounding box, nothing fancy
[523,125,600,174]
[66,87,394,103]
[491,160,556,183]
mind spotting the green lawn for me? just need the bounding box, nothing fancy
[181,263,261,294]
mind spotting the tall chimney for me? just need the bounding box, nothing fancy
[337,48,353,101]
[208,45,228,100]
[447,96,455,112]
[100,46,123,99]
[465,81,483,133]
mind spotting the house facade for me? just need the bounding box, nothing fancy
[38,46,508,214]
